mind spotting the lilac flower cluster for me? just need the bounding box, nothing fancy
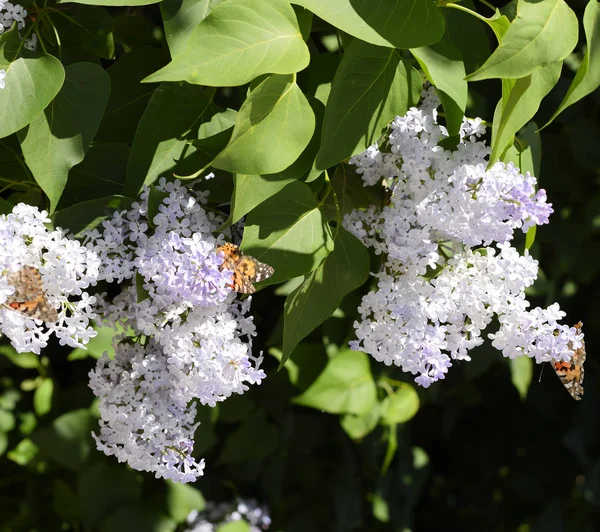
[0,1,36,58]
[0,1,27,34]
[0,204,100,354]
[344,87,583,388]
[184,497,271,532]
[85,179,265,483]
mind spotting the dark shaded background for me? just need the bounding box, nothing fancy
[1,0,599,530]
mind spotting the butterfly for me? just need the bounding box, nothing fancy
[2,265,59,322]
[216,243,274,294]
[553,322,585,400]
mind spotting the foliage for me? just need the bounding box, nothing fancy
[1,0,600,530]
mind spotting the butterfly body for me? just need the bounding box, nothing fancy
[553,322,585,400]
[216,243,274,294]
[3,265,58,322]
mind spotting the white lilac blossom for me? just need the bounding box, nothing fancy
[0,2,27,33]
[184,498,272,532]
[85,178,266,482]
[344,87,583,388]
[0,2,37,54]
[0,69,5,89]
[0,204,100,354]
[24,32,37,51]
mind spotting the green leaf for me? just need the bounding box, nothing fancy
[510,356,533,400]
[269,343,328,390]
[64,143,129,206]
[0,135,29,187]
[0,198,14,215]
[161,0,227,58]
[490,61,561,163]
[136,272,150,303]
[0,410,15,432]
[219,410,278,463]
[184,108,238,176]
[306,53,341,106]
[502,121,541,178]
[224,174,299,230]
[282,228,369,364]
[241,181,333,285]
[166,482,205,523]
[0,28,65,139]
[317,41,421,170]
[322,163,382,221]
[217,522,251,532]
[19,412,37,435]
[372,492,390,523]
[543,0,600,127]
[445,3,491,74]
[291,0,444,49]
[380,383,420,425]
[221,98,324,230]
[211,74,315,175]
[63,0,161,5]
[7,438,38,465]
[411,30,467,136]
[125,82,214,195]
[525,224,537,250]
[96,46,168,144]
[60,46,101,67]
[502,122,541,253]
[33,378,53,416]
[19,62,110,212]
[340,405,381,440]
[52,195,133,237]
[147,185,170,227]
[0,344,39,369]
[467,0,578,81]
[145,0,309,86]
[68,323,122,361]
[293,349,377,415]
[32,409,93,469]
[486,12,512,41]
[52,5,115,59]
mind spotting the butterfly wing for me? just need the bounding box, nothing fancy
[216,244,274,294]
[553,322,585,400]
[4,266,58,322]
[234,256,274,294]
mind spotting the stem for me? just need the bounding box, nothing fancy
[45,15,62,59]
[442,2,492,23]
[324,170,342,236]
[316,176,332,209]
[477,0,497,11]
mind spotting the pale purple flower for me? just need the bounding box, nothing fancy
[344,86,580,388]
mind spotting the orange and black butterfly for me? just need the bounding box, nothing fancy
[216,243,274,295]
[2,265,58,322]
[553,322,585,400]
